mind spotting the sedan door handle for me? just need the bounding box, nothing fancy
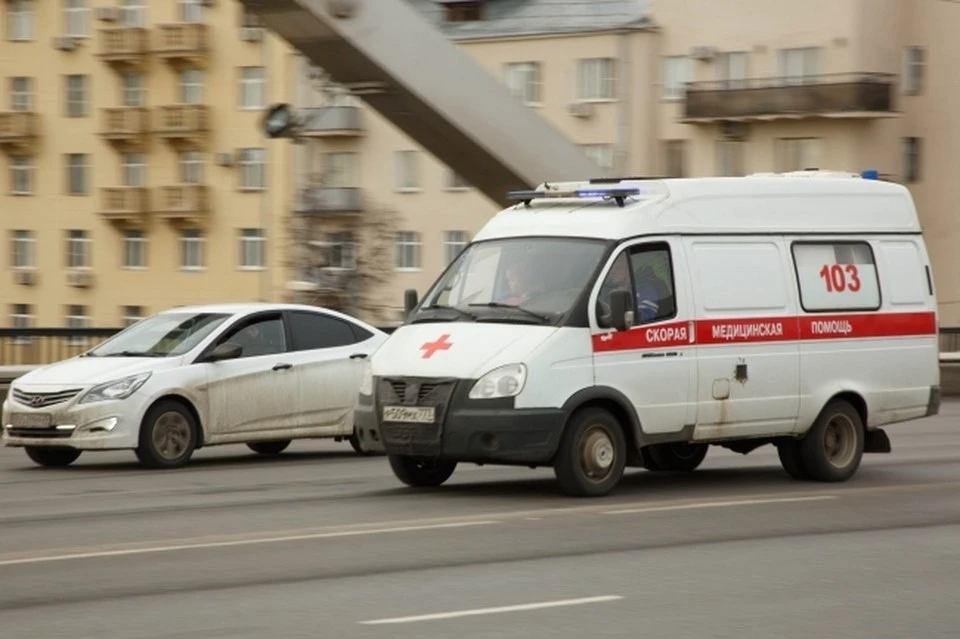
[349,353,368,360]
[272,363,292,371]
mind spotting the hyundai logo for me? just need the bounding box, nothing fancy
[29,396,43,408]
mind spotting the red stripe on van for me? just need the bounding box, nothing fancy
[591,311,937,353]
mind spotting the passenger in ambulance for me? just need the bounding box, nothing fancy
[498,260,540,305]
[597,253,661,324]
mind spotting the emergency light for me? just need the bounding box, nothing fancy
[506,186,642,208]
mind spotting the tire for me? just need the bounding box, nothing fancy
[797,400,865,482]
[553,407,627,497]
[644,442,709,472]
[247,440,291,455]
[388,455,457,487]
[776,441,810,480]
[24,446,81,468]
[135,399,199,469]
[348,430,377,456]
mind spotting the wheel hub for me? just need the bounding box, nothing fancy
[581,427,615,478]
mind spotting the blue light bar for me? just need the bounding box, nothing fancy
[506,186,642,208]
[861,169,879,180]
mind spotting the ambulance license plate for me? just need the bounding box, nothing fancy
[9,413,53,429]
[382,406,435,424]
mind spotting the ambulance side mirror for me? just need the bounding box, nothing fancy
[608,289,634,332]
[404,288,419,318]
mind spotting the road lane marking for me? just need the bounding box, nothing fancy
[358,595,625,625]
[0,520,498,567]
[602,495,836,515]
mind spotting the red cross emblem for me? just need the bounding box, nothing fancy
[421,334,453,359]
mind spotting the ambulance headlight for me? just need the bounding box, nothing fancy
[468,364,527,400]
[358,361,373,397]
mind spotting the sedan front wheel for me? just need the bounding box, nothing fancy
[135,399,198,469]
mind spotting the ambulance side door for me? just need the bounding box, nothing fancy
[591,237,698,437]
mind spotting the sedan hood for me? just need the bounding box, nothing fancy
[11,356,183,389]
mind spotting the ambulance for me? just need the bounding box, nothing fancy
[353,170,941,497]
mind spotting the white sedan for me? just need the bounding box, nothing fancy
[1,303,388,469]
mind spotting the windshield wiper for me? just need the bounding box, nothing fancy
[468,302,551,323]
[411,304,478,323]
[99,350,167,358]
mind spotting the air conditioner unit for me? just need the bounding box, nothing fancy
[567,101,594,119]
[239,27,264,42]
[66,270,93,288]
[95,6,120,22]
[719,120,749,139]
[215,152,235,167]
[52,36,78,51]
[13,269,36,286]
[690,46,716,62]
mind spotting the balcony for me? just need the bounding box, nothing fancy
[100,107,149,145]
[99,187,150,223]
[98,27,148,66]
[300,106,365,137]
[155,105,209,145]
[296,187,364,214]
[681,73,898,123]
[155,185,209,223]
[0,112,38,150]
[155,23,209,66]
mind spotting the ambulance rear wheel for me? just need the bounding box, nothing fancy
[643,442,708,472]
[388,454,457,487]
[798,400,864,482]
[554,407,627,497]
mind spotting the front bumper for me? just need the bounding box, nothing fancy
[2,394,141,450]
[360,376,567,465]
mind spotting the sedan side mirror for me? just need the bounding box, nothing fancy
[608,289,634,332]
[208,342,242,362]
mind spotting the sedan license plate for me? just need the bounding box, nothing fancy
[382,405,435,424]
[9,413,53,429]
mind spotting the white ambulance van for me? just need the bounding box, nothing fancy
[353,171,940,497]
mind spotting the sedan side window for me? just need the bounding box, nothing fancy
[287,310,362,351]
[221,316,287,359]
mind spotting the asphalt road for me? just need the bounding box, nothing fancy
[1,403,959,638]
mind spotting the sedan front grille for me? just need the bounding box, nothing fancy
[11,388,83,409]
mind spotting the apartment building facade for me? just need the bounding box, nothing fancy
[2,0,958,330]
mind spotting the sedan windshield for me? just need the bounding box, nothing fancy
[87,312,231,358]
[415,237,610,324]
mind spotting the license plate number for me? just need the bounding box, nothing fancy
[382,406,435,424]
[9,413,52,428]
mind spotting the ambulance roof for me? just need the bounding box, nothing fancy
[473,171,921,242]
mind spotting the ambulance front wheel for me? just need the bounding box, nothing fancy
[553,407,627,497]
[388,454,457,487]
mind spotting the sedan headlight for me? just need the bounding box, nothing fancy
[468,364,527,400]
[79,372,152,404]
[358,361,373,396]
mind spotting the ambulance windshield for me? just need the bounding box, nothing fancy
[416,237,609,324]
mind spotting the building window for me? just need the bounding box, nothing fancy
[576,57,616,101]
[123,229,146,268]
[179,0,203,22]
[11,230,35,268]
[774,137,822,172]
[121,152,146,187]
[716,139,746,176]
[316,231,355,270]
[179,69,204,104]
[902,137,922,183]
[65,304,88,346]
[444,1,482,21]
[122,71,145,107]
[66,230,90,268]
[238,148,265,189]
[179,151,204,183]
[321,152,359,187]
[902,46,925,95]
[662,140,687,177]
[10,77,32,110]
[717,51,749,89]
[395,150,420,190]
[65,74,88,117]
[445,169,469,190]
[11,303,33,344]
[121,305,144,326]
[661,56,691,100]
[63,0,89,38]
[7,0,34,41]
[65,153,89,195]
[180,229,204,269]
[581,144,614,172]
[239,228,266,268]
[778,47,820,85]
[444,231,468,266]
[504,62,542,105]
[239,66,266,109]
[10,155,33,195]
[121,0,146,27]
[395,231,422,270]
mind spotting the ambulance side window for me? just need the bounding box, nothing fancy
[597,242,677,327]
